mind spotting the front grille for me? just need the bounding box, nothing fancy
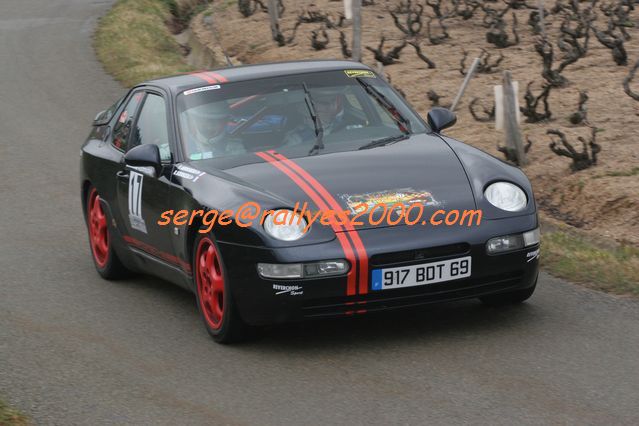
[369,243,471,267]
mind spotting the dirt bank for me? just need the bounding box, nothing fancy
[198,0,639,245]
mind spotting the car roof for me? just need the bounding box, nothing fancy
[142,60,373,95]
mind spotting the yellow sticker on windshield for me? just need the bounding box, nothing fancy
[344,69,376,78]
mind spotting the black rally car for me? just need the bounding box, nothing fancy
[81,60,540,343]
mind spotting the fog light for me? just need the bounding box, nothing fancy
[258,260,349,279]
[486,234,524,254]
[523,228,540,246]
[304,260,349,277]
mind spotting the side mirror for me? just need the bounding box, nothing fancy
[124,144,162,177]
[427,107,457,133]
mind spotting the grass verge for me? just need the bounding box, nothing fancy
[541,229,639,296]
[94,0,195,87]
[0,399,29,426]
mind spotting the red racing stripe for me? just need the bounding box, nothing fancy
[255,151,358,296]
[267,151,370,295]
[208,72,228,83]
[190,72,218,84]
[123,235,192,273]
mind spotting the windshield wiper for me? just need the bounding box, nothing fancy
[355,77,411,135]
[302,83,324,156]
[358,134,410,150]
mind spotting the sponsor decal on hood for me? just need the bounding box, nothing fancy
[340,188,440,214]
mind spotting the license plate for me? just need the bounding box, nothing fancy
[371,256,472,291]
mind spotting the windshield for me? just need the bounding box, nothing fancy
[176,70,427,163]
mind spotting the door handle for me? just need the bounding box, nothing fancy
[116,170,129,180]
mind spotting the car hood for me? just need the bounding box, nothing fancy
[194,133,476,231]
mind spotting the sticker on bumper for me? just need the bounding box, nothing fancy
[273,284,303,296]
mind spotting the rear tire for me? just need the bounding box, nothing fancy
[193,232,250,343]
[480,280,537,306]
[86,187,129,279]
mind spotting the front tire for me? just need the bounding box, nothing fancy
[86,187,128,279]
[193,233,249,343]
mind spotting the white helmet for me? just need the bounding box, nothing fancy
[186,102,230,140]
[188,102,231,120]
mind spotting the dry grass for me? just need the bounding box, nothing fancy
[541,229,639,296]
[93,0,194,87]
[0,399,29,426]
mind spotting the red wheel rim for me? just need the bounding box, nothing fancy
[196,237,225,330]
[88,188,109,268]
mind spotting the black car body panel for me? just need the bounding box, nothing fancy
[195,133,477,231]
[81,60,539,326]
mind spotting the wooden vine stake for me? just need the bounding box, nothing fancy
[498,71,527,166]
[451,57,480,111]
[268,0,280,42]
[344,0,353,20]
[352,0,362,62]
[538,0,545,38]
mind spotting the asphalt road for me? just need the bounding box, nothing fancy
[1,1,639,424]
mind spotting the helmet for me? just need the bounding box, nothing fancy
[312,87,344,124]
[189,102,230,120]
[186,102,230,141]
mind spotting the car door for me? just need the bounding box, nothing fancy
[96,90,144,228]
[116,90,177,264]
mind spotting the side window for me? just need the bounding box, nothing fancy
[131,94,171,162]
[112,92,144,151]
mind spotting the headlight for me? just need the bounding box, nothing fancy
[484,182,527,212]
[263,209,308,241]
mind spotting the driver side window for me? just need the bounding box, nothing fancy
[130,93,171,162]
[112,91,144,151]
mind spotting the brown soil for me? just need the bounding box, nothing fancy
[194,0,639,245]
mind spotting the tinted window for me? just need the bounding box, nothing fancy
[95,95,125,125]
[131,94,171,162]
[112,91,144,151]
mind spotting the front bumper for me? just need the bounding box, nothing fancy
[218,214,540,326]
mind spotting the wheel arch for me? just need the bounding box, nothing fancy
[81,179,92,220]
[186,218,203,270]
